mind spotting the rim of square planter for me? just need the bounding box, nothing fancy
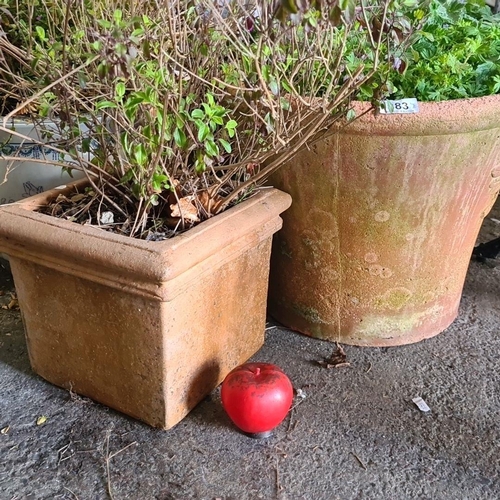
[0,181,291,301]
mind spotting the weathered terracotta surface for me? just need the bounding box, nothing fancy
[0,185,291,428]
[269,95,500,346]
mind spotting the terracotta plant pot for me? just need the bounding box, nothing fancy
[269,95,500,347]
[0,184,291,428]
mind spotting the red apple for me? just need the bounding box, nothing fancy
[221,362,294,435]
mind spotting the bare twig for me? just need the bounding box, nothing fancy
[104,432,137,500]
[351,452,367,470]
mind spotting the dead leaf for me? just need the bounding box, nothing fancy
[246,163,259,174]
[2,294,18,310]
[55,194,70,202]
[318,343,350,369]
[170,197,200,223]
[13,101,39,116]
[36,415,48,426]
[0,426,9,434]
[70,193,87,203]
[7,298,18,309]
[197,190,224,215]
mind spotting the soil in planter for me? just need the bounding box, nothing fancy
[38,182,253,241]
[39,186,175,241]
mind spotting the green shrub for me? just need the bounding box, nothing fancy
[388,0,500,101]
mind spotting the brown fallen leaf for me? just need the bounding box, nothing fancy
[2,295,19,310]
[70,193,87,203]
[170,197,200,223]
[13,101,39,116]
[197,190,224,215]
[318,343,350,369]
[7,293,18,309]
[55,194,71,203]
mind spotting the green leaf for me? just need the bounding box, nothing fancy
[280,98,291,111]
[197,122,210,142]
[219,138,232,154]
[206,93,215,106]
[133,144,148,167]
[120,168,135,183]
[35,26,46,42]
[194,159,207,174]
[115,82,126,99]
[191,109,205,119]
[346,109,356,122]
[152,173,169,192]
[113,9,123,24]
[174,127,187,148]
[269,80,279,96]
[95,100,117,111]
[211,115,224,126]
[81,138,92,153]
[131,28,145,37]
[262,65,270,83]
[115,43,127,58]
[90,41,102,52]
[281,0,299,14]
[97,19,112,29]
[205,139,219,157]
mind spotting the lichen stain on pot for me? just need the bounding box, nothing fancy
[373,287,413,310]
[374,210,390,222]
[352,303,447,342]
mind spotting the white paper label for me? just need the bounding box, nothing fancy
[100,211,114,224]
[380,98,419,114]
[412,396,431,412]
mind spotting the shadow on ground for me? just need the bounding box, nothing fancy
[1,201,499,500]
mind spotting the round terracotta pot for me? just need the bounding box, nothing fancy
[268,95,500,346]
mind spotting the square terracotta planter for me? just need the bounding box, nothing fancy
[0,185,291,429]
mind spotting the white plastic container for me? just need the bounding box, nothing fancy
[0,118,85,204]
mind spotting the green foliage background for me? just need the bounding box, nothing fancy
[388,0,500,101]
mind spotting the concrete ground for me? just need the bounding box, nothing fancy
[1,200,499,500]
